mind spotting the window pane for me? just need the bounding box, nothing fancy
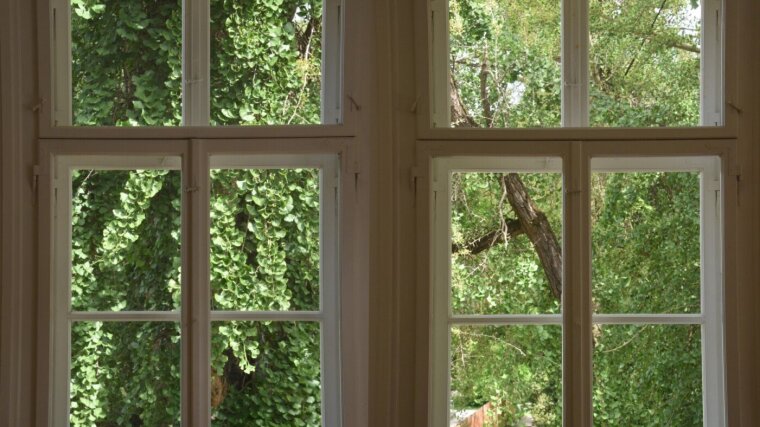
[71,0,182,126]
[589,0,701,127]
[210,169,320,311]
[448,0,561,128]
[450,325,562,426]
[591,172,700,313]
[210,321,322,425]
[451,172,563,314]
[593,324,703,425]
[210,0,323,125]
[70,321,181,426]
[71,169,181,311]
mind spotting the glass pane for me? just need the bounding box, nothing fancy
[70,321,181,426]
[71,0,182,126]
[448,0,561,128]
[210,169,320,311]
[210,321,322,425]
[451,172,563,314]
[71,169,181,311]
[593,324,703,425]
[210,0,323,125]
[591,172,700,313]
[450,325,562,426]
[589,0,701,127]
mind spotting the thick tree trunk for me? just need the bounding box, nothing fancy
[502,173,563,301]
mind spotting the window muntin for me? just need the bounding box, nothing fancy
[432,157,564,427]
[51,0,342,127]
[51,154,342,427]
[430,0,723,128]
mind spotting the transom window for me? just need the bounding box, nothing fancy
[50,0,343,127]
[429,0,723,128]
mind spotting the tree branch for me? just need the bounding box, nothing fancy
[451,218,523,254]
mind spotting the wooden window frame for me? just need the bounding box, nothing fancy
[38,0,351,138]
[37,138,361,427]
[421,0,735,139]
[417,139,737,426]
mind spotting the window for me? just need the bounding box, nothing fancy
[430,155,725,426]
[49,0,343,127]
[429,0,723,128]
[49,152,342,426]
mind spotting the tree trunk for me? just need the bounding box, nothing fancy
[502,174,563,301]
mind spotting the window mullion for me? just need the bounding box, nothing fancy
[183,0,210,126]
[561,0,589,127]
[563,142,593,425]
[188,140,211,425]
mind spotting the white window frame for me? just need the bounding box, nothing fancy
[48,0,344,127]
[429,155,725,426]
[429,0,724,128]
[48,151,342,427]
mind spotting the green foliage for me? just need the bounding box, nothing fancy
[589,0,701,126]
[450,170,703,426]
[449,0,700,128]
[210,0,322,125]
[449,0,562,127]
[71,0,182,126]
[71,0,322,126]
[70,168,322,426]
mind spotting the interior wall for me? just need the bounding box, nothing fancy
[0,0,758,425]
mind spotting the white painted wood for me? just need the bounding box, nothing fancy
[429,0,449,127]
[449,314,562,325]
[700,156,726,426]
[702,0,724,126]
[209,310,323,321]
[184,0,210,126]
[562,0,589,127]
[189,141,211,425]
[51,160,70,427]
[323,0,344,124]
[68,311,181,322]
[592,314,703,325]
[50,0,71,126]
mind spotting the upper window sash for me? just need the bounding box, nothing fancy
[429,0,725,129]
[47,0,344,129]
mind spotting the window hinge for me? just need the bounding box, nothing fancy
[350,160,360,191]
[410,166,421,193]
[32,165,41,193]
